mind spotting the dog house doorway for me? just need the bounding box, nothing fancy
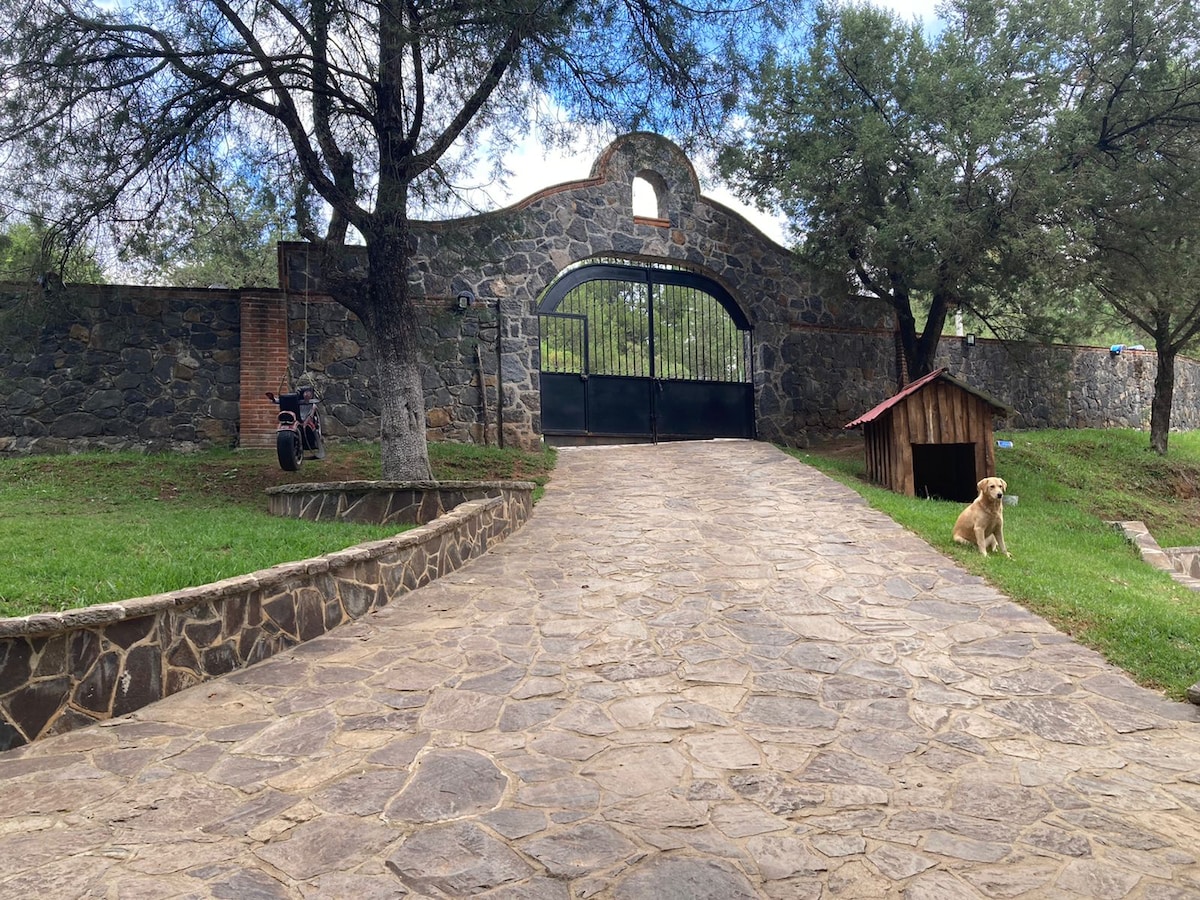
[912,442,978,502]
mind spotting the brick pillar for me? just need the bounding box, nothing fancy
[239,292,290,449]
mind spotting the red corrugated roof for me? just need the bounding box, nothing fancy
[844,367,1010,429]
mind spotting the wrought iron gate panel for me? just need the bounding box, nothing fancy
[588,376,654,435]
[538,263,753,442]
[656,379,755,439]
[652,282,749,383]
[539,313,588,433]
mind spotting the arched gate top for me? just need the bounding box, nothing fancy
[537,262,751,332]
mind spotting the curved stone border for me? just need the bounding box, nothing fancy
[264,479,529,526]
[1111,520,1200,705]
[1110,519,1200,591]
[0,482,533,749]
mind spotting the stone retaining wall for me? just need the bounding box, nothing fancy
[1111,520,1200,592]
[0,482,533,750]
[1169,547,1200,579]
[265,480,527,526]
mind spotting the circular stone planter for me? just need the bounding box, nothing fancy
[264,479,533,526]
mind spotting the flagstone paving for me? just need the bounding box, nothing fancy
[2,440,1199,898]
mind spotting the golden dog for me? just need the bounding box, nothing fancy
[953,477,1011,557]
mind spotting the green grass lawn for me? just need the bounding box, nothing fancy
[0,442,555,618]
[793,428,1200,700]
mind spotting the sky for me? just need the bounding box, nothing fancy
[472,0,945,246]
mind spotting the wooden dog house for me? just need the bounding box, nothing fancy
[844,367,1011,502]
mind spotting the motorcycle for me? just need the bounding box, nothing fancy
[266,385,325,471]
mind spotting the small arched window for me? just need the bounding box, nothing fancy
[632,171,667,221]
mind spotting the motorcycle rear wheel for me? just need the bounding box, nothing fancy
[277,429,302,471]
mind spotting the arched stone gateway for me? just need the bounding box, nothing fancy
[272,132,899,451]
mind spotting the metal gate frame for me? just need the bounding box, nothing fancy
[538,263,755,443]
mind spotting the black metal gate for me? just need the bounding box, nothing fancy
[538,263,754,443]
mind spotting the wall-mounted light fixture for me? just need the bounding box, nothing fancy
[455,290,475,311]
[965,333,976,347]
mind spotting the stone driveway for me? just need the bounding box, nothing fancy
[2,440,1199,899]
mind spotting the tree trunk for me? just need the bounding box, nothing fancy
[358,237,433,482]
[374,335,432,480]
[1150,343,1175,456]
[914,289,953,379]
[894,302,920,381]
[893,286,952,380]
[889,279,929,382]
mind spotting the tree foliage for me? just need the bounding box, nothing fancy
[721,0,1200,455]
[119,164,300,289]
[0,0,778,477]
[0,219,105,285]
[720,0,1068,379]
[1052,0,1200,454]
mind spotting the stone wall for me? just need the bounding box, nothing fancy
[937,339,1200,431]
[0,284,244,454]
[262,133,1200,443]
[0,482,532,749]
[366,132,898,448]
[0,282,504,454]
